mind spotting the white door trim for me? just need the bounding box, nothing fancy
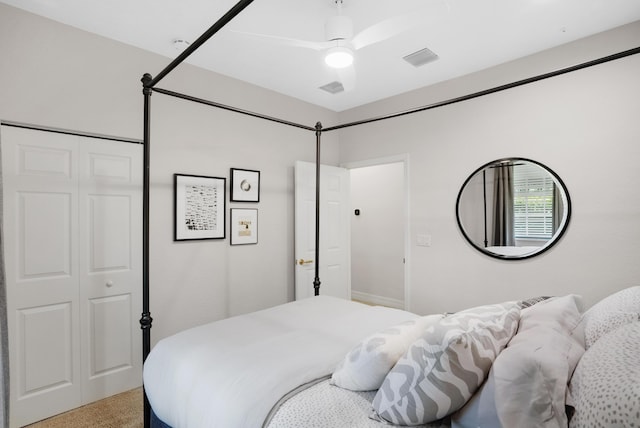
[341,154,410,311]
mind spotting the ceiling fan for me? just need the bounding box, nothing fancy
[231,0,423,72]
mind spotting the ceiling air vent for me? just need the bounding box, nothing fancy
[403,47,439,67]
[319,81,345,94]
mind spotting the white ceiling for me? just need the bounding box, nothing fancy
[3,0,640,112]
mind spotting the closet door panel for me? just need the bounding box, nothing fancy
[18,303,74,393]
[88,194,131,272]
[18,191,72,280]
[79,138,142,403]
[2,127,82,427]
[88,294,133,376]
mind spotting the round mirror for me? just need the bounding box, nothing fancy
[456,158,571,260]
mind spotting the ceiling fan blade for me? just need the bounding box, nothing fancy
[229,30,332,51]
[351,14,423,50]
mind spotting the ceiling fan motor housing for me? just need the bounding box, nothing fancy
[325,15,353,41]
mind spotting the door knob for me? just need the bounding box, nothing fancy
[298,259,313,266]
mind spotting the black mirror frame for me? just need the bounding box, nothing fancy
[455,157,572,261]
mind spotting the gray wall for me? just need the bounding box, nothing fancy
[339,22,640,314]
[0,3,340,345]
[350,162,405,304]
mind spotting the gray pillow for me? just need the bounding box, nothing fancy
[569,321,640,427]
[372,302,520,425]
[517,295,552,308]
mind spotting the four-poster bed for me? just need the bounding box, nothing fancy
[139,1,640,427]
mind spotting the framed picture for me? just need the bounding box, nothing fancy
[230,208,258,245]
[230,168,260,202]
[174,174,226,241]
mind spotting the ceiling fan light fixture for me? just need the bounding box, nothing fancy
[325,46,354,69]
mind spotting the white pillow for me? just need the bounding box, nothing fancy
[331,314,444,391]
[581,286,640,348]
[569,321,640,427]
[372,302,520,425]
[519,294,585,335]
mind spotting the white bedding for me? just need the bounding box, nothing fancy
[266,377,450,428]
[143,296,419,428]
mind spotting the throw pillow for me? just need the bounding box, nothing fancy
[452,294,585,428]
[331,314,444,391]
[580,286,640,348]
[372,302,520,425]
[569,321,640,427]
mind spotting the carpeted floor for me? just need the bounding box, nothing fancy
[25,387,143,428]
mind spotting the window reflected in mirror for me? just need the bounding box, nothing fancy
[456,158,571,260]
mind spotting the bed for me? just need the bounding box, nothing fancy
[144,287,640,428]
[144,296,420,427]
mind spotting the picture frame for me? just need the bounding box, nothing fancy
[174,174,226,241]
[230,168,260,202]
[230,208,258,245]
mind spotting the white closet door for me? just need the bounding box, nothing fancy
[2,126,142,427]
[78,138,142,403]
[2,127,82,427]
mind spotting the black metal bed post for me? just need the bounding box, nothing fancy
[313,122,322,296]
[140,72,154,428]
[138,3,258,427]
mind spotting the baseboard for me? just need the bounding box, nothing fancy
[351,291,404,310]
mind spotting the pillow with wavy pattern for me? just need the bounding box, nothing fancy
[331,314,444,391]
[372,302,520,425]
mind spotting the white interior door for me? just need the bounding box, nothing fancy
[2,128,82,427]
[294,161,350,300]
[1,126,142,427]
[78,138,142,403]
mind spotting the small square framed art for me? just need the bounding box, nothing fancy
[230,168,260,202]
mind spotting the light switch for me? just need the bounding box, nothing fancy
[417,234,431,247]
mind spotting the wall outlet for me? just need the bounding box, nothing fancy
[417,234,431,247]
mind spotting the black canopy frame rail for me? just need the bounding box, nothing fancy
[139,0,640,425]
[0,120,143,145]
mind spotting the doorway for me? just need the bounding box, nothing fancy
[344,156,408,309]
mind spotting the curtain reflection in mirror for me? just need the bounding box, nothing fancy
[492,164,514,247]
[553,184,563,233]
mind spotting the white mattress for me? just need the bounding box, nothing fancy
[144,296,418,428]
